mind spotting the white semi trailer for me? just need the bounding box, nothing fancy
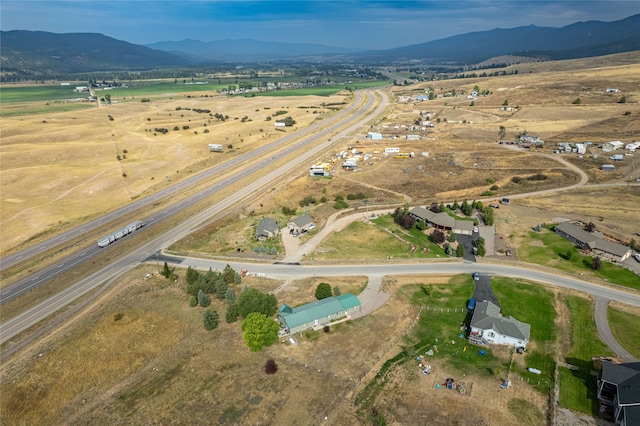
[98,221,145,247]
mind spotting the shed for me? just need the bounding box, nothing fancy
[602,164,616,171]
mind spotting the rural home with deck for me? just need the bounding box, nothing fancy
[256,218,279,241]
[468,300,531,348]
[554,222,632,262]
[603,141,625,152]
[409,206,474,235]
[287,214,315,234]
[597,360,640,426]
[278,294,361,334]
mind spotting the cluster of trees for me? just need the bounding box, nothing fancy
[183,264,282,351]
[392,207,416,230]
[474,237,487,257]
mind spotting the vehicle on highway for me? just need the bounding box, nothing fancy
[98,221,145,248]
[473,272,480,281]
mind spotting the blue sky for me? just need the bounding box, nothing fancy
[2,1,639,49]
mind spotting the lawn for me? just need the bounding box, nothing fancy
[558,367,599,415]
[608,307,640,359]
[517,227,640,290]
[491,278,557,393]
[0,84,85,103]
[558,295,614,415]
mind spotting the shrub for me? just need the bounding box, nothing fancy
[334,199,349,209]
[114,313,124,321]
[264,359,278,374]
[572,98,582,105]
[189,296,198,307]
[315,283,333,300]
[490,185,499,191]
[431,229,446,244]
[481,191,495,196]
[511,176,522,184]
[527,173,548,181]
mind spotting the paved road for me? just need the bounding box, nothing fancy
[594,297,638,362]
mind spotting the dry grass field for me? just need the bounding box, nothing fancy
[0,267,550,426]
[0,91,350,254]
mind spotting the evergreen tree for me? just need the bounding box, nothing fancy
[225,287,236,304]
[186,266,200,285]
[215,278,229,300]
[237,288,278,318]
[203,309,219,330]
[162,262,171,278]
[226,303,240,323]
[234,272,242,285]
[223,264,236,284]
[189,295,198,307]
[333,285,341,296]
[456,244,465,257]
[198,289,211,308]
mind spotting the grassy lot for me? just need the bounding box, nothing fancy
[0,84,85,103]
[314,215,449,260]
[250,80,391,97]
[0,101,95,117]
[507,398,544,424]
[559,295,614,415]
[517,227,640,290]
[491,278,557,393]
[608,307,640,359]
[558,367,599,415]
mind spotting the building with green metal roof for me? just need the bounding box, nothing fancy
[278,294,361,334]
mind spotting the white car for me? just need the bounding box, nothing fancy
[635,253,640,263]
[473,226,479,233]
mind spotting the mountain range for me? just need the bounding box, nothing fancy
[1,14,639,76]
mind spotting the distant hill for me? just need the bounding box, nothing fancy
[0,30,189,75]
[146,38,362,61]
[355,14,640,64]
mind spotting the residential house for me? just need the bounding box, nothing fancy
[597,360,640,426]
[256,218,279,241]
[468,300,531,348]
[625,142,640,153]
[603,141,625,152]
[409,206,474,235]
[288,214,315,234]
[555,222,632,262]
[278,294,361,334]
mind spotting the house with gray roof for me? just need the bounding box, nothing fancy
[409,206,474,235]
[256,217,279,241]
[555,221,632,262]
[287,214,315,234]
[278,294,361,334]
[469,300,530,348]
[597,360,640,426]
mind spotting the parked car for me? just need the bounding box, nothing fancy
[634,253,640,263]
[473,226,479,233]
[473,272,480,281]
[467,298,477,310]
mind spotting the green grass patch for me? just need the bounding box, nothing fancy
[608,307,640,359]
[565,296,614,367]
[558,367,599,415]
[507,398,544,424]
[0,84,87,103]
[517,228,640,290]
[315,217,448,260]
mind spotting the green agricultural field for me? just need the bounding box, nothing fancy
[608,307,640,359]
[517,228,640,290]
[492,278,557,393]
[0,84,84,103]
